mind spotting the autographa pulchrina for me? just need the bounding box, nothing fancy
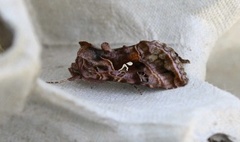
[50,40,190,89]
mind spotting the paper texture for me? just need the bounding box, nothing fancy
[0,0,240,141]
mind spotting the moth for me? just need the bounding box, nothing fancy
[48,40,190,89]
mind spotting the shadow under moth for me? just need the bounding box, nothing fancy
[48,40,190,89]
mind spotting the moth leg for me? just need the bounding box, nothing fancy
[133,85,143,95]
[179,57,190,64]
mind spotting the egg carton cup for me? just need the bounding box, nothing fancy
[0,0,240,141]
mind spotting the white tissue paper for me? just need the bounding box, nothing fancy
[0,0,240,141]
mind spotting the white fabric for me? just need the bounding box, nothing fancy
[0,0,240,141]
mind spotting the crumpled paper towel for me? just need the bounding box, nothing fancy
[0,0,240,142]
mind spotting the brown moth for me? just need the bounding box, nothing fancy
[50,40,189,89]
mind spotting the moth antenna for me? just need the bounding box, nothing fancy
[46,79,69,84]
